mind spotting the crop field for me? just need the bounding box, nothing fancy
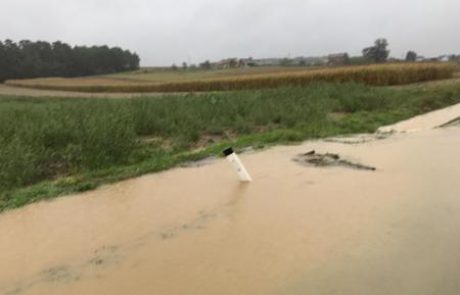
[112,66,314,82]
[4,63,455,93]
[1,79,460,211]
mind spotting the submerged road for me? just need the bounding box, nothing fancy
[1,107,460,295]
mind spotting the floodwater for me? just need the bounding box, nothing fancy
[1,109,460,294]
[377,101,460,133]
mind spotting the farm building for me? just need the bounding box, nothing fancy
[252,58,283,67]
[328,53,349,65]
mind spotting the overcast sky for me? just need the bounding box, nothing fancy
[1,0,459,66]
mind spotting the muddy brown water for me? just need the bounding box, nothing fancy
[1,117,460,294]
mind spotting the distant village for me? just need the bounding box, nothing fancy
[210,54,349,69]
[166,38,460,71]
[199,53,455,70]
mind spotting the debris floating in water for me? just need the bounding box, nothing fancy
[293,150,376,171]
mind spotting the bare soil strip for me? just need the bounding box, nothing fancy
[0,84,165,98]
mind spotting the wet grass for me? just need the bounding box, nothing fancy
[1,81,460,211]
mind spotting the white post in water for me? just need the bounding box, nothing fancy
[223,147,252,182]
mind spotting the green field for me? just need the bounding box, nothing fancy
[1,79,460,211]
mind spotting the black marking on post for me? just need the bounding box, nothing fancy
[223,147,234,157]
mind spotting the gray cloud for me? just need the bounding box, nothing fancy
[1,0,459,65]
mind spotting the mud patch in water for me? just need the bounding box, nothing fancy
[293,150,377,171]
[3,202,230,294]
[439,117,460,128]
[39,266,77,283]
[3,266,79,295]
[2,245,121,295]
[2,204,228,295]
[157,209,219,241]
[325,133,390,145]
[179,156,218,168]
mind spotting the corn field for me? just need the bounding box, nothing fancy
[5,63,456,93]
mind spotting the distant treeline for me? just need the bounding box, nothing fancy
[0,40,140,82]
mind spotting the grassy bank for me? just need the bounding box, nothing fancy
[1,81,460,211]
[5,63,455,93]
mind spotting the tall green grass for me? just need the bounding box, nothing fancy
[1,81,460,210]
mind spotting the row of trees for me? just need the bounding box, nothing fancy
[362,38,390,63]
[0,40,140,82]
[362,39,459,63]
